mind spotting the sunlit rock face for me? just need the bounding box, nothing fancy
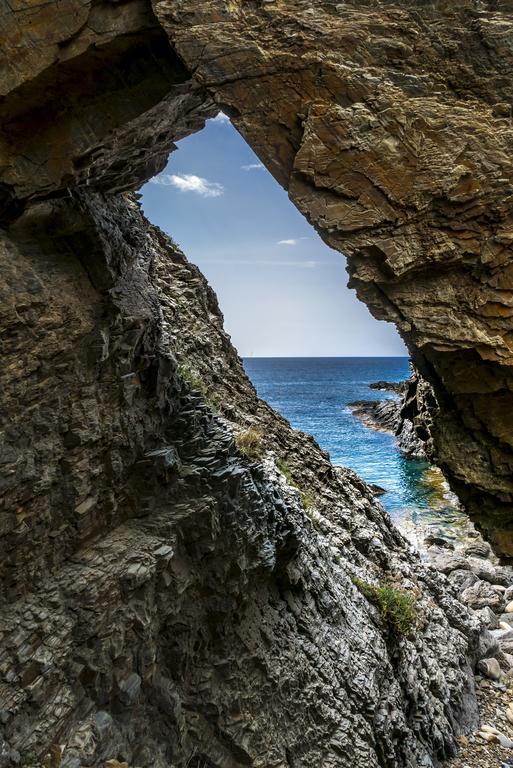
[3,0,513,552]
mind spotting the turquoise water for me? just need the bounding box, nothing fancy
[243,357,442,524]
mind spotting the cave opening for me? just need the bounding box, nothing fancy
[138,113,467,547]
[140,112,406,358]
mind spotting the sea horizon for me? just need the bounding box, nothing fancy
[242,354,410,359]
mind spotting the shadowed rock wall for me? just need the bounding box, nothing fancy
[0,193,481,767]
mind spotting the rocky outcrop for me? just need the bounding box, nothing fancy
[370,383,406,396]
[349,380,427,460]
[0,193,483,766]
[349,398,402,435]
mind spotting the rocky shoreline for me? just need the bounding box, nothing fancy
[430,530,513,767]
[348,379,427,460]
[350,379,513,765]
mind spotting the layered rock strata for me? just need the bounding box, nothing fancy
[0,192,483,767]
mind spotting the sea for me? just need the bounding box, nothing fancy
[243,357,463,535]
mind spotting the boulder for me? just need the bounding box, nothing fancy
[460,580,505,612]
[477,657,502,680]
[448,569,479,594]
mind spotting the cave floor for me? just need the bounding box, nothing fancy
[447,678,513,767]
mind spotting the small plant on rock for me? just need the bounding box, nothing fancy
[178,361,221,412]
[276,458,295,486]
[178,362,208,397]
[235,428,264,461]
[301,490,314,510]
[353,577,416,638]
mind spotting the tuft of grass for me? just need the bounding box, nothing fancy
[353,577,416,637]
[301,490,315,510]
[178,362,208,396]
[276,458,295,487]
[178,361,221,412]
[235,429,264,461]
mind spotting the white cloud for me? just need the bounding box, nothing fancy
[241,163,264,171]
[150,173,224,198]
[277,237,310,246]
[210,112,230,123]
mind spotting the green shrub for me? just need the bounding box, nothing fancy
[353,577,416,637]
[235,429,264,461]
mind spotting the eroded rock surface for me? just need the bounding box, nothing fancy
[0,192,482,767]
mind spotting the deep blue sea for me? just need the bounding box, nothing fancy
[243,357,456,527]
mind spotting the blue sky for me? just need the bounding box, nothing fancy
[141,113,407,357]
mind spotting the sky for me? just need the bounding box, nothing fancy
[141,113,407,358]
